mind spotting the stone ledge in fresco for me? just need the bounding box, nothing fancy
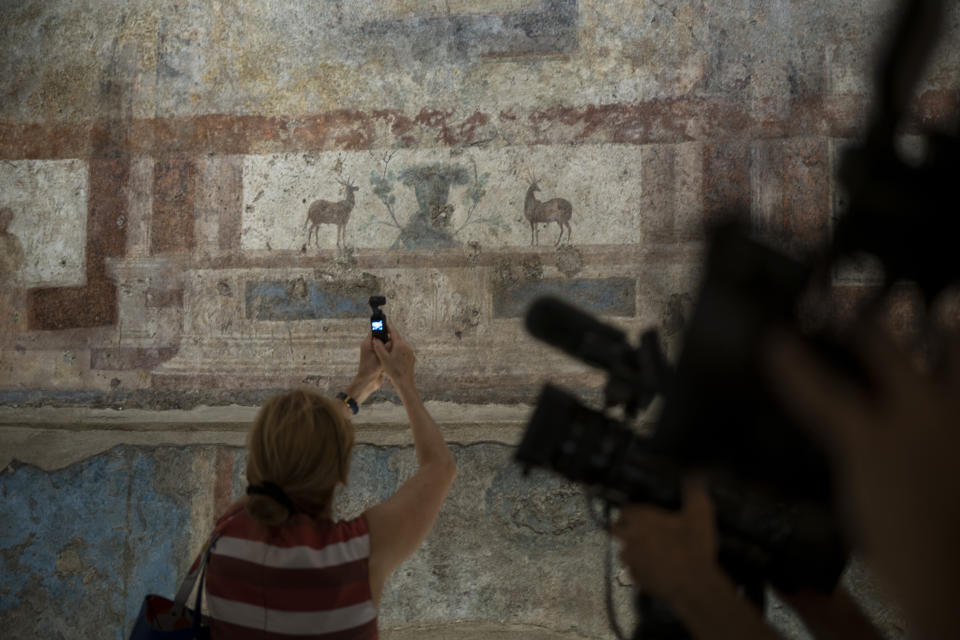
[148,336,611,387]
[0,401,531,430]
[158,261,642,381]
[0,407,532,470]
[145,373,609,406]
[0,427,245,475]
[493,277,636,318]
[194,243,703,270]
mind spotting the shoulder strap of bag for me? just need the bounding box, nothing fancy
[170,503,245,618]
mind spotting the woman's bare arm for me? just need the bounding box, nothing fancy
[363,327,456,605]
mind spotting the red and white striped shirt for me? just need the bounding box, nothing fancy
[206,508,378,639]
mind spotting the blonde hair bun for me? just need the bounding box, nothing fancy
[244,388,354,526]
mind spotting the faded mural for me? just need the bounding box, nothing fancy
[241,146,641,253]
[4,0,957,636]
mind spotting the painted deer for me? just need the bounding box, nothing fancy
[523,171,572,246]
[304,178,358,249]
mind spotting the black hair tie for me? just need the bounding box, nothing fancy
[246,481,296,513]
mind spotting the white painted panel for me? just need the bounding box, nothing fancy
[241,145,644,252]
[0,159,88,287]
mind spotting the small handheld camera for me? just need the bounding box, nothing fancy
[369,296,389,342]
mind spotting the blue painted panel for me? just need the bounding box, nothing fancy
[0,454,129,625]
[493,277,636,318]
[246,281,379,321]
[0,448,193,639]
[122,452,194,632]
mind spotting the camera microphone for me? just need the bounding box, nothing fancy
[525,297,631,372]
[526,296,669,413]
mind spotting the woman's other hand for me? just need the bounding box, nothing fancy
[372,324,416,392]
[345,335,384,404]
[611,479,782,640]
[611,478,718,601]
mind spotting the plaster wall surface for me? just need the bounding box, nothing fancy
[0,444,903,640]
[1,444,640,639]
[3,0,958,637]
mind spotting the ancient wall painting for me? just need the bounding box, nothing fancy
[0,160,88,287]
[241,145,643,253]
[369,152,505,249]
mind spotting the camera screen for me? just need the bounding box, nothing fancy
[371,320,384,331]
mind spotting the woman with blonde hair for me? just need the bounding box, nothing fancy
[204,325,456,639]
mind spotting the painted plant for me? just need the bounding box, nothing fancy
[369,152,505,249]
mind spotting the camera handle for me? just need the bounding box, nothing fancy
[595,497,695,640]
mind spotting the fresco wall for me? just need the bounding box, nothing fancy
[2,0,959,638]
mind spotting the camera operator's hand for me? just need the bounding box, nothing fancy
[612,480,782,640]
[612,479,717,600]
[372,324,416,393]
[776,585,885,640]
[767,326,960,638]
[344,335,384,404]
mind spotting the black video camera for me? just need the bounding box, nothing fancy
[369,296,390,342]
[520,235,849,639]
[517,1,959,638]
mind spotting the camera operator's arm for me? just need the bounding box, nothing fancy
[612,480,782,640]
[364,325,457,605]
[767,327,960,639]
[778,586,885,640]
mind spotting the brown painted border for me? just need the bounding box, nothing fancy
[26,159,129,330]
[2,91,956,161]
